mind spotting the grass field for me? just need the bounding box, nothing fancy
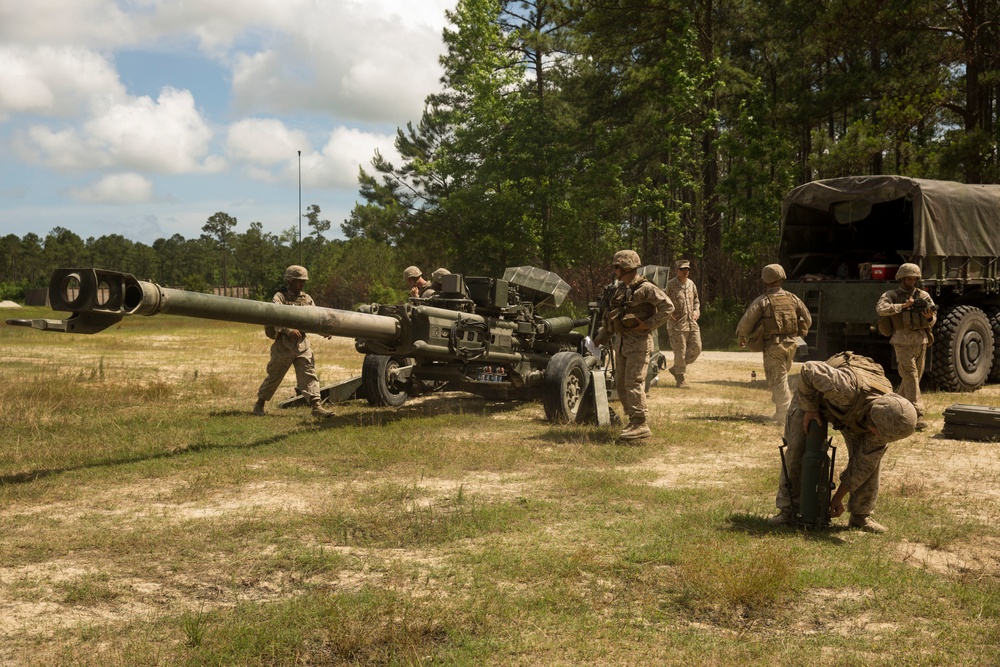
[1,305,998,665]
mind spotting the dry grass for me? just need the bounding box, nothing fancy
[1,305,999,665]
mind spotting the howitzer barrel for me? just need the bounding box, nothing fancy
[5,268,401,341]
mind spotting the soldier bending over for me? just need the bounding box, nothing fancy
[769,353,917,533]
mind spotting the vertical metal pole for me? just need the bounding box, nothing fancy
[298,150,302,265]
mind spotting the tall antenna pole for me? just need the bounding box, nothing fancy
[298,150,302,265]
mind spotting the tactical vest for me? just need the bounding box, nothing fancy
[609,276,654,333]
[822,351,893,433]
[264,289,310,340]
[888,289,934,332]
[418,284,436,298]
[762,291,800,337]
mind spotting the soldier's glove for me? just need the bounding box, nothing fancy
[911,298,938,312]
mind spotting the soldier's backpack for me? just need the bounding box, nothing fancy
[825,351,893,395]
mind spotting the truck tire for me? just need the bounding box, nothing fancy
[929,306,994,392]
[989,309,1000,383]
[543,351,590,423]
[362,354,410,407]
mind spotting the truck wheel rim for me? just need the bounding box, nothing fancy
[961,331,984,373]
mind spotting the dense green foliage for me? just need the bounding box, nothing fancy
[2,0,998,309]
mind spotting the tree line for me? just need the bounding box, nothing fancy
[0,206,411,310]
[3,0,998,312]
[346,0,999,303]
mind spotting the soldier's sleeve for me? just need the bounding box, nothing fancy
[795,294,812,335]
[838,434,888,492]
[920,289,938,328]
[875,290,901,317]
[735,297,762,338]
[665,279,678,303]
[692,283,701,320]
[643,283,674,330]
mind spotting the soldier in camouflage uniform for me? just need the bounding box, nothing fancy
[736,264,812,423]
[430,268,451,293]
[875,263,936,430]
[253,265,333,419]
[665,259,701,388]
[404,266,436,298]
[595,250,674,440]
[768,353,917,533]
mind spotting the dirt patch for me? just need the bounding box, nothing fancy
[896,538,1000,580]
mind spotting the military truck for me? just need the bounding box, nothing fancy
[779,176,1000,391]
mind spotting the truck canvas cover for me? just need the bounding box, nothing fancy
[781,176,1000,259]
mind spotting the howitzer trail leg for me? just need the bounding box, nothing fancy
[770,441,794,526]
[577,369,611,427]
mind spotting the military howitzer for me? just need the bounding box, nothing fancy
[7,267,609,423]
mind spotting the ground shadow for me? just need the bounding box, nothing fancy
[310,393,528,430]
[699,379,771,391]
[685,414,774,425]
[0,430,295,487]
[726,512,849,544]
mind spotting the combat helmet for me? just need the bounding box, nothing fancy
[430,268,451,285]
[613,250,641,272]
[761,264,786,283]
[403,266,422,280]
[284,265,309,282]
[896,263,921,280]
[869,394,917,442]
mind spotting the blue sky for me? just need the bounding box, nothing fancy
[0,0,457,245]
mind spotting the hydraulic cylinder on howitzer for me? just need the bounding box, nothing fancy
[5,268,401,342]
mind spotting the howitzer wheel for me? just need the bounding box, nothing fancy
[929,305,994,391]
[362,354,410,407]
[543,351,590,423]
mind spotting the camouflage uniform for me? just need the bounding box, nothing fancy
[257,288,323,405]
[598,251,674,437]
[875,275,936,417]
[736,267,812,422]
[775,356,916,526]
[665,266,701,386]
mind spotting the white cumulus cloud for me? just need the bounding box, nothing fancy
[225,120,397,190]
[226,118,309,165]
[300,126,399,189]
[69,173,154,204]
[22,88,224,174]
[228,1,454,123]
[0,45,126,117]
[0,0,136,47]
